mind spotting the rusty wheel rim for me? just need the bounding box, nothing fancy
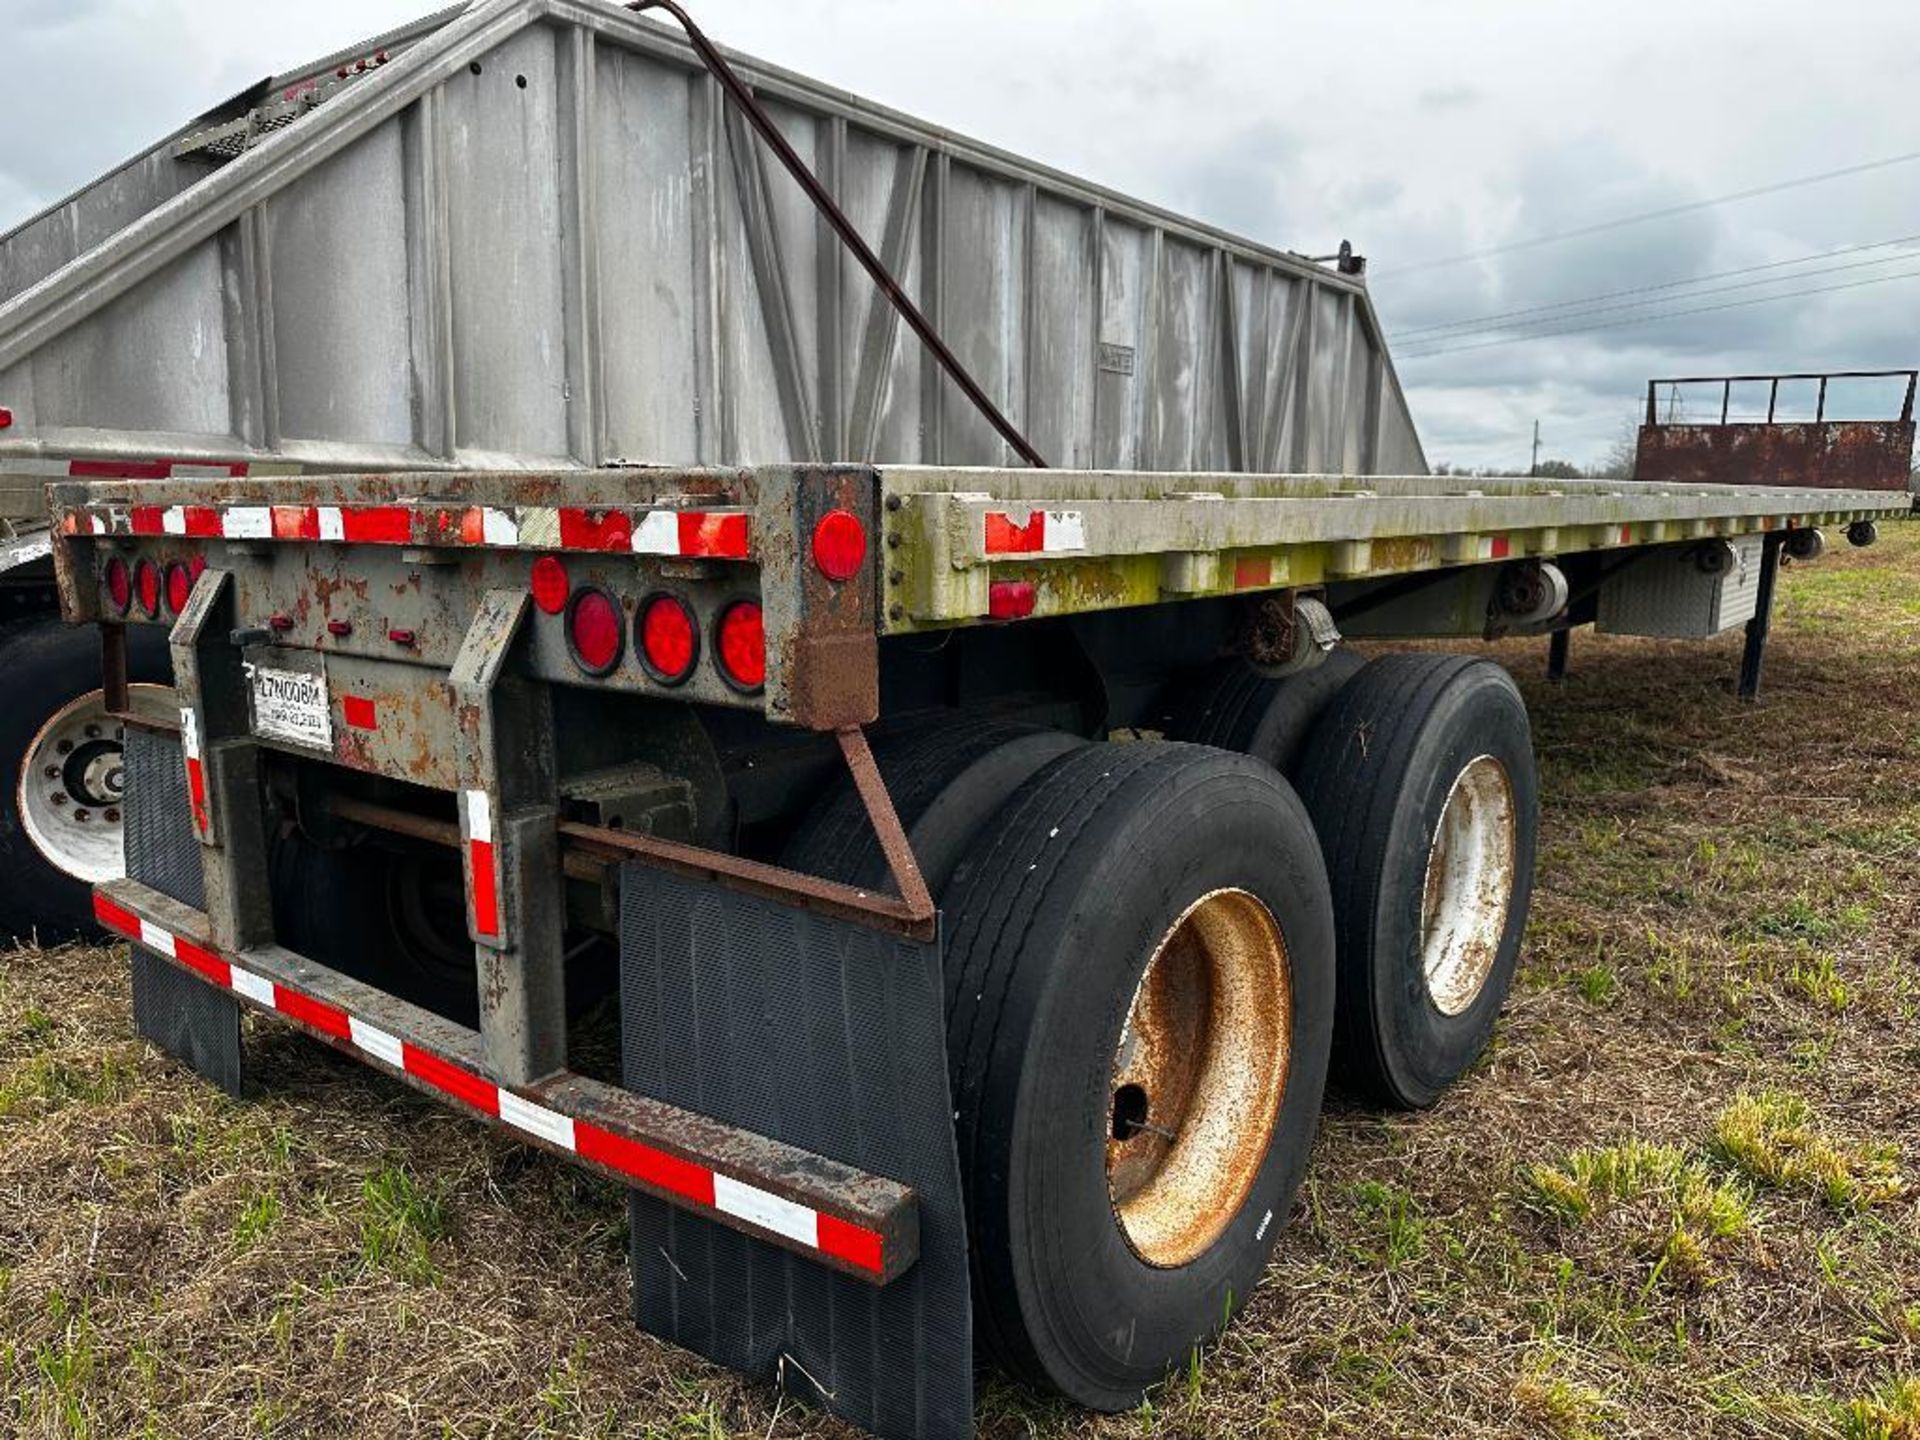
[1106,888,1292,1269]
[1419,755,1517,1017]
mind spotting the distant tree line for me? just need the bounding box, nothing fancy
[1431,418,1641,481]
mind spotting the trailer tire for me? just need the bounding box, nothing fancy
[0,616,171,942]
[1295,654,1537,1110]
[1168,649,1365,778]
[780,719,1082,895]
[942,742,1334,1408]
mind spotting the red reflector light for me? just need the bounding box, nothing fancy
[566,588,623,676]
[637,594,698,685]
[714,600,766,693]
[104,558,131,613]
[811,508,868,583]
[530,555,569,615]
[0,407,13,430]
[134,560,161,619]
[165,562,193,615]
[988,580,1037,620]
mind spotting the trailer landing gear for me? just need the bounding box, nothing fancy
[1547,627,1571,683]
[1738,530,1786,703]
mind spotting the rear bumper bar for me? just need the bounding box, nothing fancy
[93,877,917,1286]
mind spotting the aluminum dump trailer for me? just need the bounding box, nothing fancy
[4,3,1913,1438]
[0,0,1422,940]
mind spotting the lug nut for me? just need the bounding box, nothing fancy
[43,765,59,779]
[56,739,73,755]
[75,809,90,823]
[104,808,121,823]
[51,794,67,807]
[84,724,101,739]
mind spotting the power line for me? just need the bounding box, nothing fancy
[1390,233,1920,340]
[1375,148,1920,278]
[1395,263,1920,360]
[1391,241,1920,346]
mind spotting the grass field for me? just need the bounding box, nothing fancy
[2,526,1916,1439]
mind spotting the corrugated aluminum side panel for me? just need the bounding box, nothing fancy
[0,0,1426,478]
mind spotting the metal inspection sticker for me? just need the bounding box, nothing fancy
[245,662,334,750]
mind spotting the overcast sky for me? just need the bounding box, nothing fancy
[6,0,1918,470]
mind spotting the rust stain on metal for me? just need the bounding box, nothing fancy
[1106,888,1291,1269]
[1238,590,1298,668]
[1636,420,1917,491]
[782,466,880,730]
[1418,755,1517,1018]
[836,727,934,922]
[100,877,917,1285]
[559,818,936,942]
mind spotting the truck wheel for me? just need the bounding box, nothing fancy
[941,742,1334,1407]
[780,719,1082,894]
[1294,654,1538,1110]
[1,617,170,942]
[271,835,479,1026]
[1167,649,1365,778]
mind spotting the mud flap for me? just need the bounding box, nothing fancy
[123,727,242,1095]
[619,867,971,1440]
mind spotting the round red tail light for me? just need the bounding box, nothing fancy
[134,560,162,619]
[714,600,766,693]
[104,557,131,613]
[530,555,569,615]
[565,587,623,676]
[165,562,193,615]
[637,594,698,685]
[811,508,868,583]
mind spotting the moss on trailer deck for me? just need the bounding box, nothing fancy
[1,527,1917,1438]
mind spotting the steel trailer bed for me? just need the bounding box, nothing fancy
[7,1,1917,1437]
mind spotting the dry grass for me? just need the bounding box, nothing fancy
[3,526,1918,1438]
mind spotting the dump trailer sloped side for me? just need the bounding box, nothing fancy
[0,0,1424,480]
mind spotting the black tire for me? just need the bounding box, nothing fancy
[779,718,1082,895]
[941,742,1334,1408]
[1294,654,1539,1110]
[0,615,170,942]
[272,835,481,1027]
[1167,649,1366,778]
[270,833,615,1030]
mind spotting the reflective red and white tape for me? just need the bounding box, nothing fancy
[461,789,501,941]
[178,706,209,836]
[91,891,886,1276]
[59,501,752,561]
[982,508,1086,556]
[3,458,255,480]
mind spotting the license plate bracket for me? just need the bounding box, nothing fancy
[243,653,333,751]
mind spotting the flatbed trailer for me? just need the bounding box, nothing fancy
[5,2,1916,1437]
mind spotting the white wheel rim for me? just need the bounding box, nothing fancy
[16,686,164,885]
[1419,755,1517,1017]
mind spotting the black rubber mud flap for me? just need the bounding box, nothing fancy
[123,727,242,1096]
[619,866,971,1440]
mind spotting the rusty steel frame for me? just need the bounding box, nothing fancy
[95,874,920,1284]
[1637,369,1919,495]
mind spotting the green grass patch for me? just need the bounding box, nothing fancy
[359,1164,454,1284]
[1711,1091,1906,1211]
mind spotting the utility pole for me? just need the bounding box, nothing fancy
[1529,419,1542,477]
